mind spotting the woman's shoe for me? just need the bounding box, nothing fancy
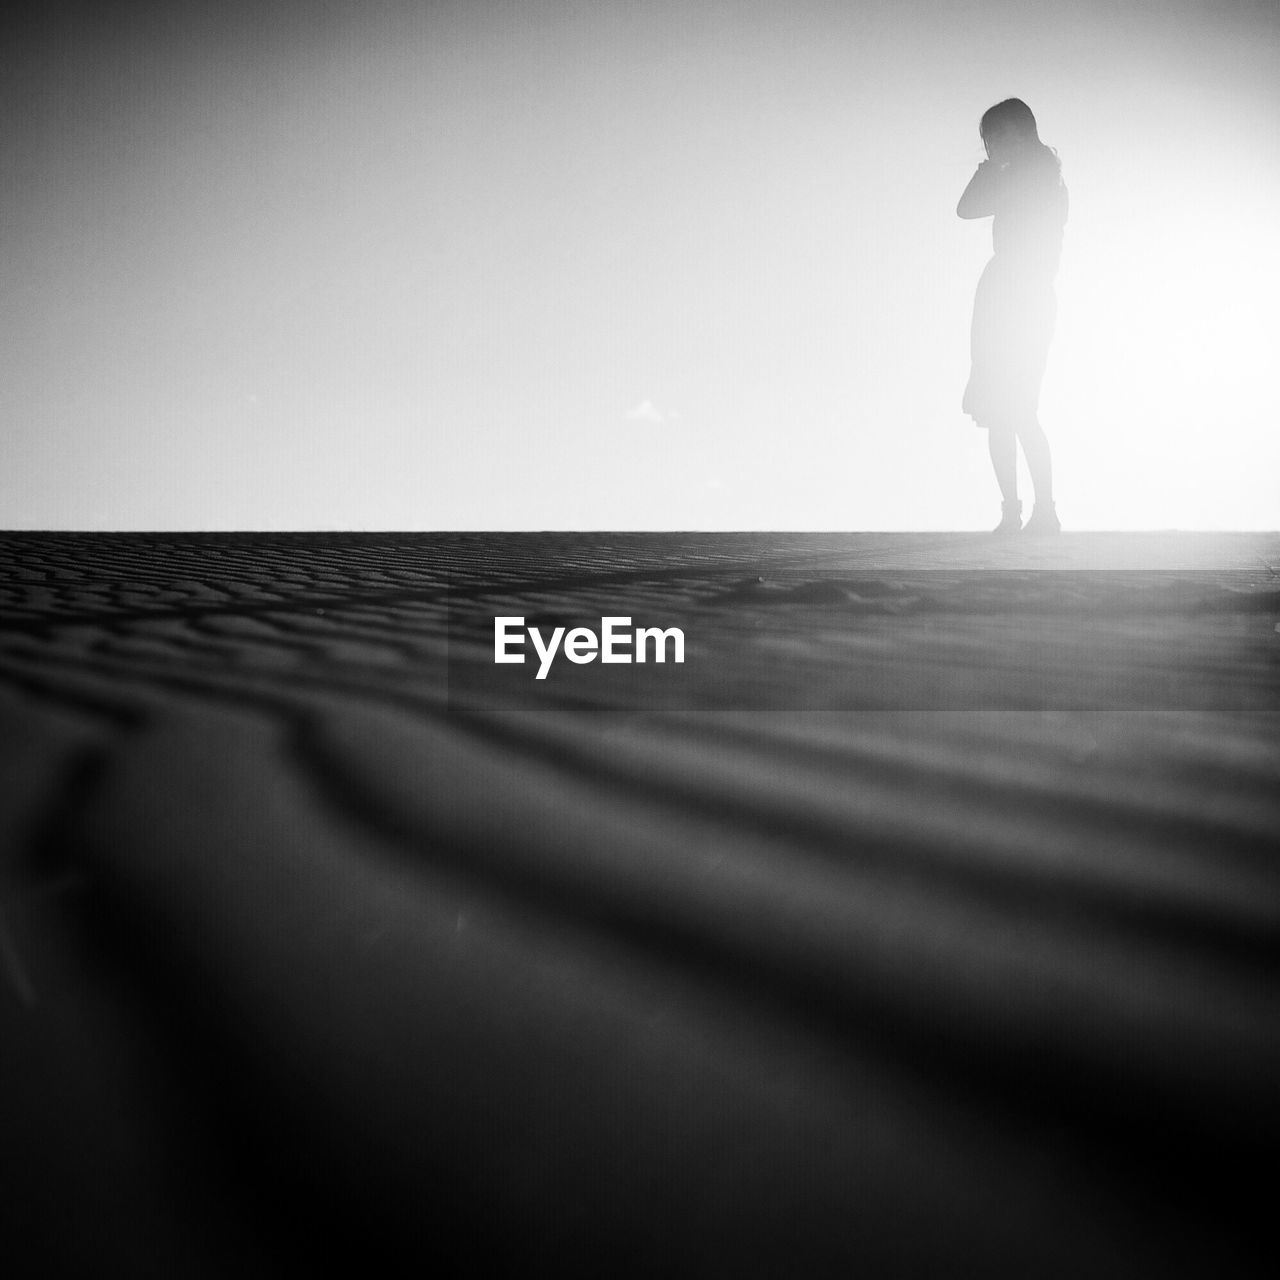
[993,500,1022,534]
[1024,501,1061,534]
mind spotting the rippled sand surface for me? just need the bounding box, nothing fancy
[2,532,1277,1276]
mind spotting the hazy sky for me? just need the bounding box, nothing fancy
[4,0,1279,529]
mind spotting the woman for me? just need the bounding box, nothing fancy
[958,98,1068,533]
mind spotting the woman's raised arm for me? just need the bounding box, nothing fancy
[956,159,999,218]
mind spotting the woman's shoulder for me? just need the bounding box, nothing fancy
[1025,144,1063,178]
[1009,147,1066,200]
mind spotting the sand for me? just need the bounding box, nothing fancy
[1,531,1277,1276]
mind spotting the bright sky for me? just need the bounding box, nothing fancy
[3,0,1278,530]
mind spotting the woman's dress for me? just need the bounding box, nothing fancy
[960,152,1068,428]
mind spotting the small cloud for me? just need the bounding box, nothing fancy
[625,398,665,424]
[704,476,725,490]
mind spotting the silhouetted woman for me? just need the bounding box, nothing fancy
[958,98,1068,533]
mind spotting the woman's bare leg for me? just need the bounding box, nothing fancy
[1016,416,1054,506]
[987,423,1018,505]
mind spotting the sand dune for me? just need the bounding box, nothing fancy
[1,532,1277,1276]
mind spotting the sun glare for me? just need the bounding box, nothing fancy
[1048,157,1280,529]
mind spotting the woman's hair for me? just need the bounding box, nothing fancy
[980,98,1060,171]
